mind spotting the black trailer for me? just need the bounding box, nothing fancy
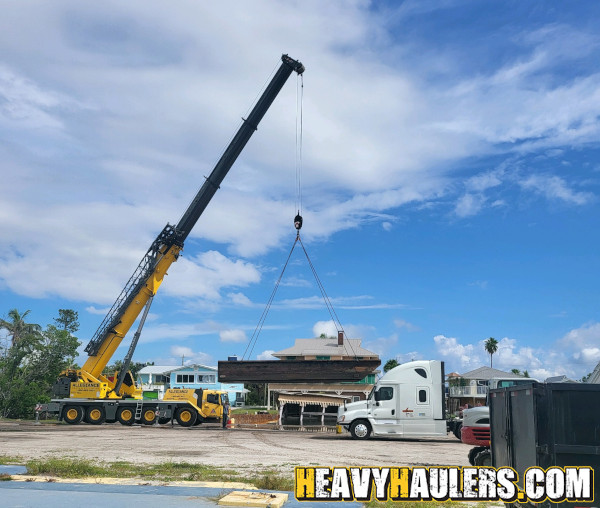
[490,382,600,507]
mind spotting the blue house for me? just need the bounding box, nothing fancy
[138,364,246,405]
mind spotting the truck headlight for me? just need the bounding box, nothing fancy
[338,415,345,423]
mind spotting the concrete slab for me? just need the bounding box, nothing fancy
[218,490,288,507]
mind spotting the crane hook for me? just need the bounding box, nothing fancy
[294,213,303,231]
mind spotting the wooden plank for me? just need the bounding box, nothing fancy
[217,359,380,383]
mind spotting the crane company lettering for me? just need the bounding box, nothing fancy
[295,466,594,503]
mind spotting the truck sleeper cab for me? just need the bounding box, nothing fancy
[337,360,446,440]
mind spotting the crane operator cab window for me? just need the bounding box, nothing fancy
[206,393,219,405]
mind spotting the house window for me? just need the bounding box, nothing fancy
[176,374,194,383]
[200,375,215,383]
[155,375,168,384]
[353,396,360,402]
[316,356,330,360]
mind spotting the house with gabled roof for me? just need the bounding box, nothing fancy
[447,366,528,413]
[266,336,380,428]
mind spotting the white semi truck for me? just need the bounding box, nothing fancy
[337,360,447,439]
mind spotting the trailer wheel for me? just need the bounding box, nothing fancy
[175,407,197,427]
[117,406,135,426]
[85,406,106,425]
[63,405,84,425]
[141,407,157,425]
[349,420,371,440]
[474,449,492,466]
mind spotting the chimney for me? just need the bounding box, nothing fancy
[338,331,344,346]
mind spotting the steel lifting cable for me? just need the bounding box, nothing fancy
[295,73,304,218]
[244,71,358,359]
[243,235,300,360]
[296,235,359,359]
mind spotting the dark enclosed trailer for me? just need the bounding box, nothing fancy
[490,382,600,508]
[218,359,381,383]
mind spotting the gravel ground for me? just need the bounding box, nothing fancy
[0,421,472,474]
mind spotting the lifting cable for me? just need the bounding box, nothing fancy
[243,72,358,360]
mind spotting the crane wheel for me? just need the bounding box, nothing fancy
[141,408,157,425]
[85,406,106,425]
[63,405,84,425]
[175,407,197,427]
[158,417,171,425]
[117,407,135,426]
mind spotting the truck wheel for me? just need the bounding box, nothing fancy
[117,406,135,426]
[63,405,84,425]
[141,407,157,425]
[474,449,492,466]
[350,420,371,440]
[158,417,171,425]
[468,446,485,465]
[453,422,462,440]
[85,406,106,425]
[175,407,197,427]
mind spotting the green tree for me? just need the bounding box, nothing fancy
[54,309,79,334]
[0,309,80,419]
[523,370,530,378]
[105,360,153,380]
[0,309,42,348]
[511,368,521,375]
[384,359,399,372]
[484,337,499,368]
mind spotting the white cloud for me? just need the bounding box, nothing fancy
[519,175,593,205]
[227,292,253,307]
[169,345,212,366]
[454,193,486,218]
[433,334,479,369]
[312,320,338,338]
[257,350,276,360]
[219,329,247,343]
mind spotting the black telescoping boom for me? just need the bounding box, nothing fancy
[70,55,304,387]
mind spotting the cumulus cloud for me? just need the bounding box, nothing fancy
[433,334,477,368]
[169,345,212,366]
[257,350,276,360]
[219,329,247,343]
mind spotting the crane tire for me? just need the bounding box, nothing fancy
[63,405,84,425]
[117,406,135,426]
[158,417,171,425]
[141,407,157,425]
[175,407,197,427]
[85,406,106,425]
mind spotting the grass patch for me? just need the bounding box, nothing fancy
[24,457,292,490]
[0,474,12,481]
[0,455,22,465]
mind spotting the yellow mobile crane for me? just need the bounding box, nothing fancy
[43,55,305,426]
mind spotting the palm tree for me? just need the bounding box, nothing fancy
[0,309,42,348]
[484,337,499,368]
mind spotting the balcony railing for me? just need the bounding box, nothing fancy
[449,385,487,397]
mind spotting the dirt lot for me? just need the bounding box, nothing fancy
[0,421,472,474]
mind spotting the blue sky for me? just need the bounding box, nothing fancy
[1,1,599,380]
